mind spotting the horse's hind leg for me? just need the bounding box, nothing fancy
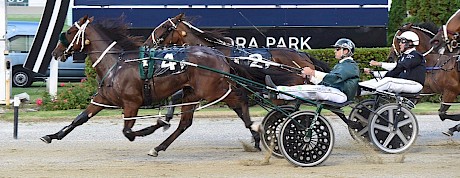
[40,104,104,143]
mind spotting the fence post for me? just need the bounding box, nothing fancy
[13,96,19,139]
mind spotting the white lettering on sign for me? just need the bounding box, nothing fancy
[235,37,246,47]
[266,37,276,47]
[248,37,258,48]
[276,37,287,48]
[235,36,312,49]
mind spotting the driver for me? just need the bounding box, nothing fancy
[359,31,426,93]
[265,38,359,103]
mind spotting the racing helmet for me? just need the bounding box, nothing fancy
[332,38,355,57]
[396,31,420,46]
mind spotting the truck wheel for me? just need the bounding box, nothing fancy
[12,67,33,87]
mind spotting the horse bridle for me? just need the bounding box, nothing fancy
[150,18,179,46]
[439,24,460,53]
[60,20,91,56]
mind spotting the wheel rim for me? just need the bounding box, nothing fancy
[261,106,296,158]
[279,111,334,167]
[13,71,29,87]
[368,104,418,153]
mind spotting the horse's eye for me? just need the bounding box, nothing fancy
[66,31,71,35]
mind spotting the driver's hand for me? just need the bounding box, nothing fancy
[369,60,381,67]
[363,68,372,74]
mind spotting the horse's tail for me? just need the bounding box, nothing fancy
[299,51,331,72]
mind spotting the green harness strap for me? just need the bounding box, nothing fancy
[138,47,156,80]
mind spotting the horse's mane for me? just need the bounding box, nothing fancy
[93,17,144,50]
[179,15,233,46]
[407,22,438,36]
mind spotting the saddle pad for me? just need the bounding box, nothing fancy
[138,47,188,79]
[230,47,273,69]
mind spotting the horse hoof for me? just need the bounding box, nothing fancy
[442,130,454,137]
[40,136,52,144]
[148,149,158,157]
[123,130,136,142]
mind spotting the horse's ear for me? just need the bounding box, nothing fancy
[177,13,184,20]
[89,16,95,23]
[79,15,89,23]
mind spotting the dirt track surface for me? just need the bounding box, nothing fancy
[1,115,459,177]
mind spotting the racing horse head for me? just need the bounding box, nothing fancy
[430,9,460,54]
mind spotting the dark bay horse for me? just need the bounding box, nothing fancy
[40,15,260,156]
[429,9,460,135]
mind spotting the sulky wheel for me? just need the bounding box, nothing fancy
[368,103,418,153]
[279,111,334,167]
[347,99,377,141]
[261,105,297,158]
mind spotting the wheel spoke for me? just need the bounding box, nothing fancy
[382,132,396,147]
[374,122,391,132]
[357,126,368,136]
[395,129,409,144]
[354,113,369,124]
[397,118,412,127]
[388,109,394,123]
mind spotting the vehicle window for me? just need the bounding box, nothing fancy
[8,35,34,53]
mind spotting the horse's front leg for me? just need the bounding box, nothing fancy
[121,104,141,142]
[125,91,185,139]
[148,104,196,157]
[438,92,458,121]
[40,100,105,143]
[440,92,460,136]
[226,89,261,151]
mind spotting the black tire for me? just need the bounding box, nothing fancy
[12,67,33,87]
[368,103,418,153]
[260,105,297,158]
[279,111,334,167]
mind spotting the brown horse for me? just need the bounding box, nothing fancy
[430,10,460,135]
[40,15,260,156]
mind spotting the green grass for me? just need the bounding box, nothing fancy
[11,81,78,102]
[7,14,41,22]
[1,97,457,122]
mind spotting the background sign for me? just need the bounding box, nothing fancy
[7,0,28,6]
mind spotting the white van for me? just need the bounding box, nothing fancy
[7,21,85,87]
